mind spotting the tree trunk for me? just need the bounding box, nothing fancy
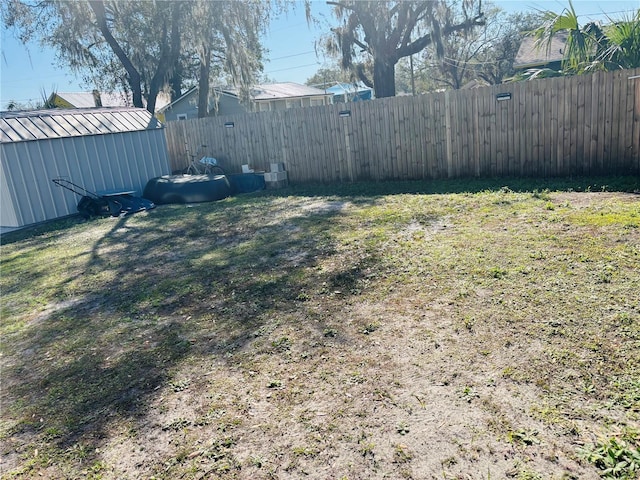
[197,45,211,118]
[146,2,182,114]
[88,0,144,108]
[373,57,397,98]
[169,66,183,102]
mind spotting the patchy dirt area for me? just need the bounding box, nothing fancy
[1,187,639,479]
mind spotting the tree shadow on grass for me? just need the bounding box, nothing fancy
[3,215,195,450]
[2,196,377,472]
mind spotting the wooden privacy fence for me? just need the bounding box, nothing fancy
[164,68,640,182]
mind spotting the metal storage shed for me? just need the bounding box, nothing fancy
[0,107,170,233]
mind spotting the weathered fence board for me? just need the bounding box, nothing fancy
[164,68,640,181]
[634,74,640,171]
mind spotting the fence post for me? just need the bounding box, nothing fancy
[444,90,453,178]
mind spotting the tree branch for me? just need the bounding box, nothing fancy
[88,0,143,108]
[398,13,485,58]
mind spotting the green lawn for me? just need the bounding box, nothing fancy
[1,177,639,479]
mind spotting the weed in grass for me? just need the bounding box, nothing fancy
[442,456,458,468]
[393,443,413,463]
[489,267,507,279]
[296,290,310,301]
[507,429,540,446]
[359,440,375,458]
[43,426,63,440]
[361,322,381,334]
[459,386,479,403]
[578,428,640,479]
[531,189,552,201]
[397,421,411,435]
[323,327,338,337]
[217,417,243,433]
[248,455,265,468]
[358,432,376,458]
[163,418,191,432]
[271,336,292,352]
[168,378,190,392]
[609,378,640,411]
[530,403,562,425]
[515,468,543,480]
[462,316,475,332]
[292,446,319,457]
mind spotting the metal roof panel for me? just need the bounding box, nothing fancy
[29,116,60,139]
[0,107,163,144]
[63,114,93,135]
[7,118,38,141]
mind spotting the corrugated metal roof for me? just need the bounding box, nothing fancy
[0,107,162,143]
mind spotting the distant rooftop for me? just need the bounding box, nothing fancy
[0,107,162,143]
[50,91,171,111]
[325,82,372,94]
[514,32,568,69]
[52,91,131,108]
[221,82,333,101]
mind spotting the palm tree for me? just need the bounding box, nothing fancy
[602,10,640,69]
[531,1,639,75]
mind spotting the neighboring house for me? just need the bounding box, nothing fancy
[325,82,373,103]
[249,83,333,111]
[48,91,171,112]
[157,86,246,122]
[158,82,334,121]
[513,32,568,71]
[0,107,170,232]
[460,79,490,89]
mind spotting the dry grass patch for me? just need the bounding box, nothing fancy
[1,179,639,479]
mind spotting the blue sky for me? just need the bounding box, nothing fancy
[1,0,638,108]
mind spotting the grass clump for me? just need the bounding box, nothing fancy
[578,428,640,479]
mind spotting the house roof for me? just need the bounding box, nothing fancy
[514,32,568,69]
[158,82,333,114]
[246,82,332,101]
[52,91,131,108]
[0,107,162,144]
[325,82,372,95]
[325,82,373,101]
[51,91,171,111]
[156,86,199,113]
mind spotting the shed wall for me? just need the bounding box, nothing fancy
[1,128,170,231]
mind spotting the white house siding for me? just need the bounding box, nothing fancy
[0,108,170,232]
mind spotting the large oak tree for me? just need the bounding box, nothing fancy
[2,0,274,114]
[326,0,485,97]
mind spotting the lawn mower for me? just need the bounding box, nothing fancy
[52,178,155,219]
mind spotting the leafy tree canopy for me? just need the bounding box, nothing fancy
[322,0,485,97]
[305,66,356,87]
[418,3,544,89]
[531,0,640,75]
[2,0,278,114]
